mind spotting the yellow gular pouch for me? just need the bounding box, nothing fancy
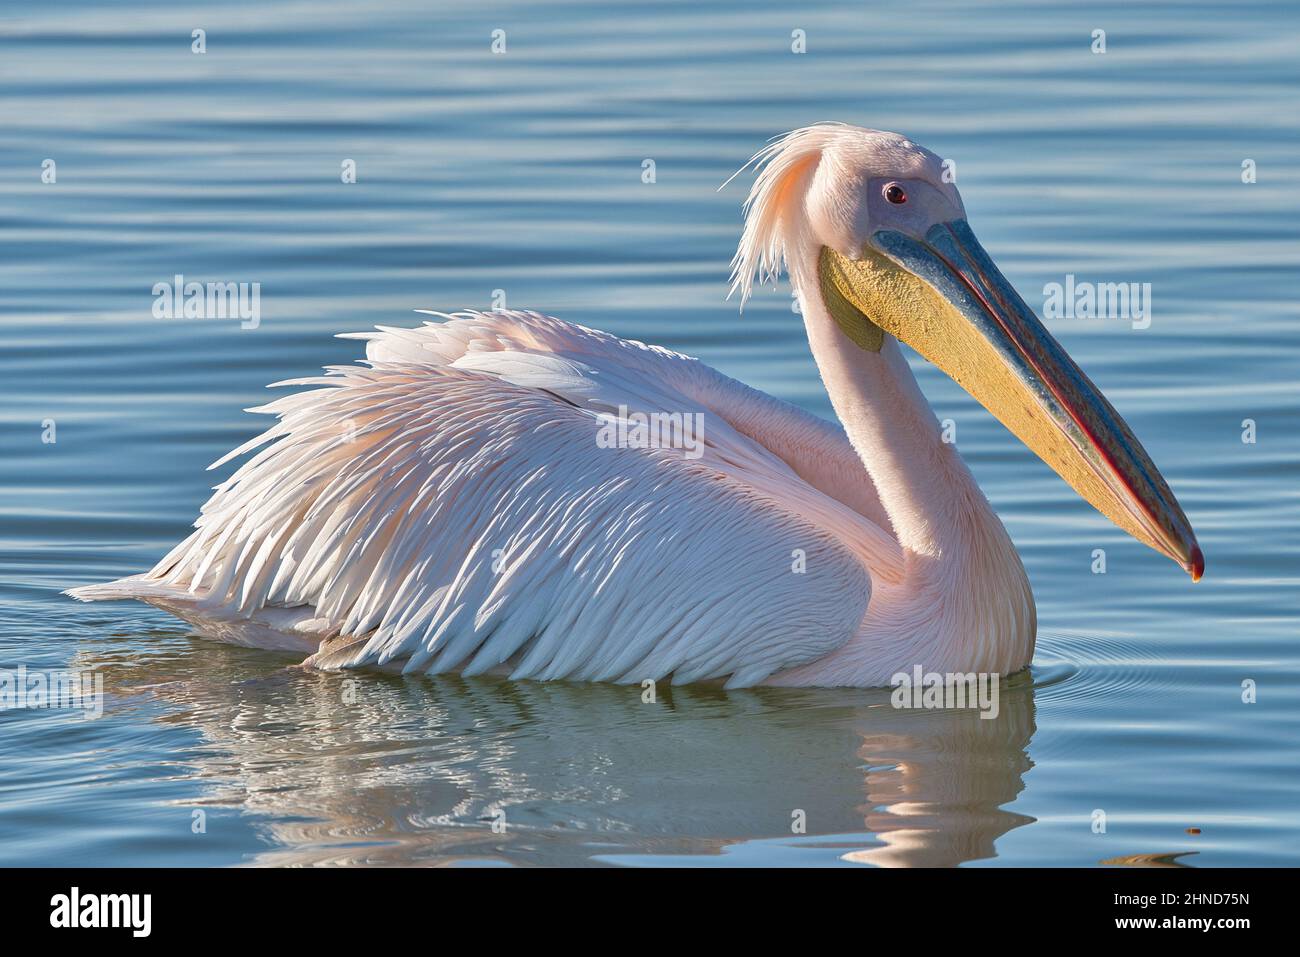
[817,241,961,357]
[818,246,885,352]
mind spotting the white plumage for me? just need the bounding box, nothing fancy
[73,310,909,687]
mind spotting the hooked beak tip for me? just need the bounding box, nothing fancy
[1188,545,1205,582]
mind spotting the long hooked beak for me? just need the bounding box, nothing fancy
[818,219,1203,580]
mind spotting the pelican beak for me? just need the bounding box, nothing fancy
[818,219,1203,579]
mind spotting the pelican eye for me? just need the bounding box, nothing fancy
[884,184,907,205]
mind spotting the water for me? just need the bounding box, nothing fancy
[1,0,1297,866]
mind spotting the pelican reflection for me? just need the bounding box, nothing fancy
[73,637,1037,866]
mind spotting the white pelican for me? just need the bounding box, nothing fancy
[69,123,1202,688]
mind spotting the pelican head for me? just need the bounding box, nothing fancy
[732,123,1202,579]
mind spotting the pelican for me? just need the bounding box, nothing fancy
[68,123,1202,688]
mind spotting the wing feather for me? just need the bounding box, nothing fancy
[85,311,902,687]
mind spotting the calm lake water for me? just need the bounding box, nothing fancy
[1,0,1297,866]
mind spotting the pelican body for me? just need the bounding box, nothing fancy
[69,124,1201,688]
